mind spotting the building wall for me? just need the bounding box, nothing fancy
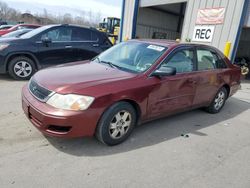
[121,0,246,59]
[120,0,136,41]
[181,0,245,58]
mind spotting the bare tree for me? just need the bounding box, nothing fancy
[94,11,102,27]
[87,10,94,26]
[0,0,105,26]
[62,13,73,24]
[0,1,9,20]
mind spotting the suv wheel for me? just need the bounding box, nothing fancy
[96,102,137,146]
[8,56,35,80]
[205,87,228,114]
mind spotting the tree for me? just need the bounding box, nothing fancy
[62,13,73,24]
[94,11,102,27]
[0,1,9,20]
[0,0,104,27]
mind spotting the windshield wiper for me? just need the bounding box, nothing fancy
[94,57,124,70]
[94,57,101,63]
[101,61,117,69]
[98,59,121,70]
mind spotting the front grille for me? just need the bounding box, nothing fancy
[29,78,53,102]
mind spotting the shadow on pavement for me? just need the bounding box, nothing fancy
[0,74,13,81]
[46,97,250,156]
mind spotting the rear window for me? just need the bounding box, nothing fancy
[197,49,227,70]
[71,28,99,41]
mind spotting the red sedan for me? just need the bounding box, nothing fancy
[22,40,241,145]
[0,24,40,36]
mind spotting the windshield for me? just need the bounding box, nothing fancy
[20,25,52,39]
[99,23,107,29]
[96,41,167,73]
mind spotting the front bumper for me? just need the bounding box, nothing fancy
[22,84,100,138]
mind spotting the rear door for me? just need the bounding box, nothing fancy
[71,27,103,61]
[192,47,228,107]
[147,47,198,118]
[36,26,75,67]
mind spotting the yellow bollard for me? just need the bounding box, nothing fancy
[111,37,116,45]
[124,36,129,41]
[224,41,231,58]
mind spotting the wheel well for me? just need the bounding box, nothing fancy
[6,54,38,72]
[222,84,230,98]
[120,99,141,122]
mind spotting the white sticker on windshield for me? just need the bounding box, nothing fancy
[147,45,165,52]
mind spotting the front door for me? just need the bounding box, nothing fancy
[147,47,198,118]
[36,26,75,67]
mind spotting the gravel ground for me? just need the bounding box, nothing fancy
[0,74,249,188]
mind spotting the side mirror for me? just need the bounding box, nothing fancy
[152,66,176,78]
[41,37,52,44]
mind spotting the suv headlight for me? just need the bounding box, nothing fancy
[46,93,94,111]
[0,43,9,51]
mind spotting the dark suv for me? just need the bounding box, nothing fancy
[0,24,112,79]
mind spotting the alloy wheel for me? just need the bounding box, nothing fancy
[14,61,32,78]
[214,91,225,110]
[109,110,132,139]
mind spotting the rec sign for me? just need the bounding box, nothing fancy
[192,25,215,42]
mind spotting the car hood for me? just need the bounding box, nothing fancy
[33,61,137,94]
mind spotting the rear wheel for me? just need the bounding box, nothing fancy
[205,87,228,114]
[96,102,137,146]
[8,56,36,80]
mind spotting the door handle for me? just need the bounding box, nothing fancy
[65,45,72,48]
[93,44,99,47]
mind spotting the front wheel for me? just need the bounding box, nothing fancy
[8,56,36,80]
[205,87,228,114]
[95,102,137,146]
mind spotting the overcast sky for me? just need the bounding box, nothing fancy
[5,0,122,18]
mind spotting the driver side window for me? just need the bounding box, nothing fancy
[161,49,194,73]
[41,27,72,42]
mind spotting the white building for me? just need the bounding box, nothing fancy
[120,0,250,60]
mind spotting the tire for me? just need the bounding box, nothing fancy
[96,102,137,146]
[205,87,228,114]
[8,56,36,80]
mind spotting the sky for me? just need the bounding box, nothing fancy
[5,0,122,19]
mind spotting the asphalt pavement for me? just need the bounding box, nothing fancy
[0,74,249,188]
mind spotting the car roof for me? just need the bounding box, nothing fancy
[15,24,40,26]
[131,39,178,47]
[129,39,226,58]
[10,24,40,29]
[0,25,13,27]
[40,24,99,32]
[130,39,219,50]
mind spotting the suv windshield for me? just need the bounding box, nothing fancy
[96,41,167,73]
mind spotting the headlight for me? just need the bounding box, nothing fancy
[46,93,94,111]
[0,43,9,51]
